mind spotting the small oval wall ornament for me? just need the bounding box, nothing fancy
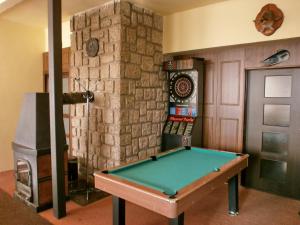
[254,4,284,36]
[86,38,99,57]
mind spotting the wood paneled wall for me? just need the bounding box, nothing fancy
[171,37,300,153]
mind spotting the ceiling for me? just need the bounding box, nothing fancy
[0,0,228,28]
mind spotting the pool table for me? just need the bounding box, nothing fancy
[94,147,248,225]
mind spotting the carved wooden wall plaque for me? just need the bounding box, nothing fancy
[254,4,284,36]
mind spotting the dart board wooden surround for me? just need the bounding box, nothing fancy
[162,57,204,151]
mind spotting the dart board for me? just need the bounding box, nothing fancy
[170,74,194,100]
[169,71,198,116]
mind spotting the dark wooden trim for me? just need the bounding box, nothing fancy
[48,0,66,218]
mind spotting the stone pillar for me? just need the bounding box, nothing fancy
[69,1,167,177]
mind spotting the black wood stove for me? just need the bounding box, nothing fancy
[12,93,68,212]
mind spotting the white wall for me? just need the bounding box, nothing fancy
[44,21,71,51]
[163,0,300,53]
[0,19,44,171]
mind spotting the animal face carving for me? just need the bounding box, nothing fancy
[254,4,284,36]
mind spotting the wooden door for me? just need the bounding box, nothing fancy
[202,48,245,152]
[244,68,300,199]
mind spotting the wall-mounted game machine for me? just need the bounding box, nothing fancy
[162,58,204,151]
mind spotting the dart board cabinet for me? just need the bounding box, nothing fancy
[162,58,204,151]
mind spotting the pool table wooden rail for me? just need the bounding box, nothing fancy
[94,151,248,219]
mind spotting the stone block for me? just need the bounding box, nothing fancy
[142,122,151,136]
[91,14,100,30]
[74,51,83,67]
[82,56,89,65]
[131,11,137,26]
[109,25,121,42]
[143,14,152,27]
[120,134,131,146]
[120,110,129,125]
[121,1,131,17]
[127,28,137,44]
[153,14,163,31]
[135,88,144,101]
[89,56,100,67]
[137,25,146,37]
[105,43,114,53]
[110,62,120,78]
[133,5,143,13]
[140,116,147,123]
[149,135,156,147]
[152,30,163,44]
[129,110,140,123]
[147,101,156,109]
[92,132,100,146]
[137,38,146,54]
[139,137,148,149]
[138,150,147,159]
[111,15,121,25]
[75,14,86,30]
[132,124,142,138]
[71,32,77,51]
[100,3,115,18]
[72,137,79,150]
[101,63,110,79]
[130,53,141,64]
[147,28,152,41]
[79,66,89,78]
[125,64,140,79]
[101,18,112,28]
[103,109,114,123]
[105,80,114,93]
[101,55,114,64]
[89,67,100,78]
[154,52,163,65]
[150,73,159,87]
[139,101,147,116]
[141,56,154,72]
[147,111,153,121]
[105,134,114,145]
[101,145,111,158]
[121,15,131,26]
[146,42,154,56]
[152,110,161,123]
[126,146,132,157]
[140,72,149,87]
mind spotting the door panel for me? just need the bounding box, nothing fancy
[219,118,239,150]
[220,61,241,105]
[216,48,245,152]
[244,68,300,199]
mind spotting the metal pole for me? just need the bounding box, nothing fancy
[48,0,66,218]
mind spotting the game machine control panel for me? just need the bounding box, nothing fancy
[162,57,204,151]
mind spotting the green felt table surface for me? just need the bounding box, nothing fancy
[109,147,238,196]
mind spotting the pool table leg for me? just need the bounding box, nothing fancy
[170,213,184,225]
[113,196,125,225]
[228,175,239,216]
